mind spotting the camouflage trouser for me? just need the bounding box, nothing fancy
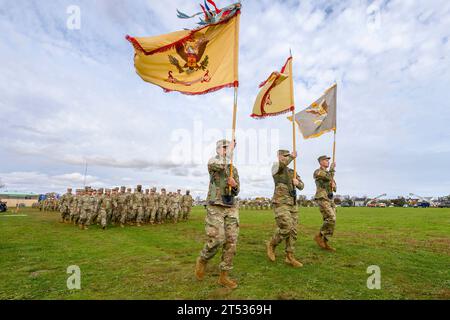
[119,205,127,224]
[71,208,80,224]
[271,204,298,254]
[87,210,99,226]
[143,208,150,223]
[69,206,77,221]
[127,207,136,223]
[317,199,336,240]
[182,206,191,220]
[135,207,144,224]
[99,209,108,227]
[171,205,180,222]
[157,207,166,222]
[199,205,239,271]
[60,206,70,221]
[111,207,118,223]
[149,207,158,223]
[80,208,90,225]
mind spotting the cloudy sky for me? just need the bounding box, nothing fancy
[1,0,449,199]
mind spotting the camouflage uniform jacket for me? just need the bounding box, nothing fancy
[133,192,144,208]
[314,167,337,200]
[98,194,112,210]
[206,155,240,207]
[60,193,73,210]
[148,193,157,208]
[159,194,168,207]
[181,195,193,207]
[272,155,304,205]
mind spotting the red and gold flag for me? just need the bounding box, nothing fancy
[126,8,239,95]
[250,57,294,118]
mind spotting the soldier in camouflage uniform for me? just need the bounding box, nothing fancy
[266,150,304,268]
[195,139,240,289]
[98,189,112,230]
[170,189,182,223]
[166,192,173,221]
[69,189,80,224]
[133,185,145,227]
[118,186,128,228]
[59,188,73,223]
[313,155,337,252]
[110,188,119,225]
[158,188,168,224]
[144,189,150,224]
[79,187,91,230]
[87,189,101,226]
[125,187,133,225]
[181,190,193,221]
[149,188,158,224]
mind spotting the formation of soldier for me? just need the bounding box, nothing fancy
[54,186,193,230]
[39,139,337,291]
[39,193,59,211]
[239,198,272,210]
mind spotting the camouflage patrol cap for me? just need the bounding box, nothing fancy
[127,188,131,191]
[120,186,126,191]
[137,184,142,191]
[216,139,231,148]
[278,149,290,156]
[318,155,331,162]
[85,186,90,191]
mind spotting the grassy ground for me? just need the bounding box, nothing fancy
[0,206,449,300]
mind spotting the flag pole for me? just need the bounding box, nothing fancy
[331,83,337,192]
[228,9,240,193]
[229,87,238,193]
[289,50,296,177]
[332,129,336,164]
[332,82,337,165]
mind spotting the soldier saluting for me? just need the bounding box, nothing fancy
[266,150,304,268]
[195,139,240,289]
[313,155,337,252]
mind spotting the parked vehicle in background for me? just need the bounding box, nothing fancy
[0,201,7,212]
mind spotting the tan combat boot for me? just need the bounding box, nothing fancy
[217,271,238,289]
[195,257,207,280]
[266,240,276,262]
[285,252,303,268]
[323,240,336,252]
[314,233,326,249]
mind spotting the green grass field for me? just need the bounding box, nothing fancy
[0,206,449,300]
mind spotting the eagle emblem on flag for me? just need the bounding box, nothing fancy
[169,37,210,74]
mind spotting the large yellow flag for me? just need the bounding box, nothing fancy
[250,57,294,118]
[126,9,239,95]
